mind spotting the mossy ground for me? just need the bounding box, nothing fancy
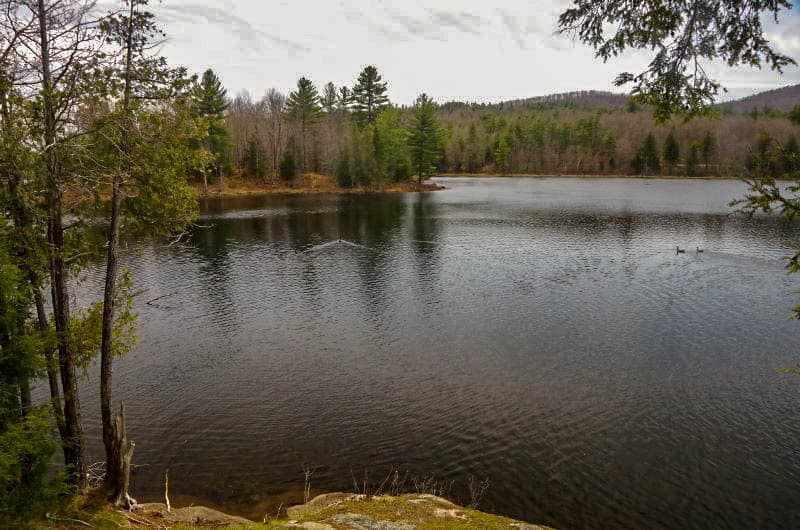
[29,492,552,529]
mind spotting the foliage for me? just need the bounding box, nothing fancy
[407,94,444,181]
[0,407,65,520]
[321,82,338,114]
[686,141,701,176]
[352,65,390,126]
[0,242,63,520]
[244,136,268,179]
[374,108,411,182]
[191,69,232,177]
[558,0,796,121]
[336,149,352,187]
[68,272,138,372]
[286,77,322,171]
[790,105,800,127]
[632,133,660,175]
[664,129,680,174]
[280,146,297,181]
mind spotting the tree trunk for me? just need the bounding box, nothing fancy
[37,0,84,487]
[108,402,136,508]
[101,173,124,493]
[101,1,134,498]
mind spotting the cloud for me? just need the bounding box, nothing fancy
[497,9,528,49]
[156,4,309,57]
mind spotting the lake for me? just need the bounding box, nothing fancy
[69,177,800,529]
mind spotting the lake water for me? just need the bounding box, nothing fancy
[69,177,800,529]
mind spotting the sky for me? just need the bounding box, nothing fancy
[144,0,800,105]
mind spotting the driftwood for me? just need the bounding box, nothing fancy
[164,468,171,512]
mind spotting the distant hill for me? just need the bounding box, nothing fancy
[437,85,799,114]
[719,84,800,112]
[500,90,630,108]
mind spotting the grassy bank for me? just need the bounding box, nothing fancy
[37,492,553,529]
[194,174,444,198]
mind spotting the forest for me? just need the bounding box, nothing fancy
[219,72,800,184]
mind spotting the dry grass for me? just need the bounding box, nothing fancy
[193,174,444,198]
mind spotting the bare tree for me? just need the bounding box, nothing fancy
[264,87,285,175]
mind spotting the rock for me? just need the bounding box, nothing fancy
[510,523,548,530]
[414,494,456,507]
[433,508,467,520]
[136,502,252,526]
[279,522,335,529]
[329,512,415,530]
[287,492,359,517]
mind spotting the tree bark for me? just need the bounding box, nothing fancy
[101,0,134,499]
[37,0,85,488]
[108,402,135,508]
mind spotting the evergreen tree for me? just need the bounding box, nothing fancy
[641,133,661,175]
[336,150,352,188]
[664,129,680,174]
[286,77,322,171]
[280,144,297,181]
[783,136,799,173]
[686,141,701,176]
[493,134,512,174]
[374,108,411,183]
[192,69,228,116]
[466,123,482,173]
[407,94,444,182]
[352,65,389,126]
[600,131,617,172]
[244,136,267,179]
[790,105,800,127]
[337,86,352,111]
[321,82,337,113]
[190,69,232,184]
[701,131,716,173]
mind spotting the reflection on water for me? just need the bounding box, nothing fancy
[62,178,800,529]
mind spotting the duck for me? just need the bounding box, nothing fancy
[676,246,685,254]
[696,247,704,253]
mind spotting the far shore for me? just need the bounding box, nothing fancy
[194,173,444,198]
[437,172,745,180]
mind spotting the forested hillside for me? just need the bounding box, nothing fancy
[221,68,800,184]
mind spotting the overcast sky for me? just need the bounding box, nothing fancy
[146,0,800,104]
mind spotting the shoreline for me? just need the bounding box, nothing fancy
[194,175,445,199]
[49,491,554,529]
[437,172,744,180]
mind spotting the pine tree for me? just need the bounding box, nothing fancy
[321,82,337,113]
[191,69,232,184]
[352,65,389,126]
[686,141,701,176]
[701,131,716,173]
[338,86,352,111]
[285,77,322,172]
[493,134,512,174]
[641,133,661,175]
[664,129,680,175]
[280,144,297,181]
[192,69,228,116]
[244,136,267,179]
[783,136,799,173]
[407,94,444,182]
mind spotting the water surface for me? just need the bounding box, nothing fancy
[69,177,800,529]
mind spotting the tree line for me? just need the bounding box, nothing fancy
[218,65,446,188]
[219,74,800,183]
